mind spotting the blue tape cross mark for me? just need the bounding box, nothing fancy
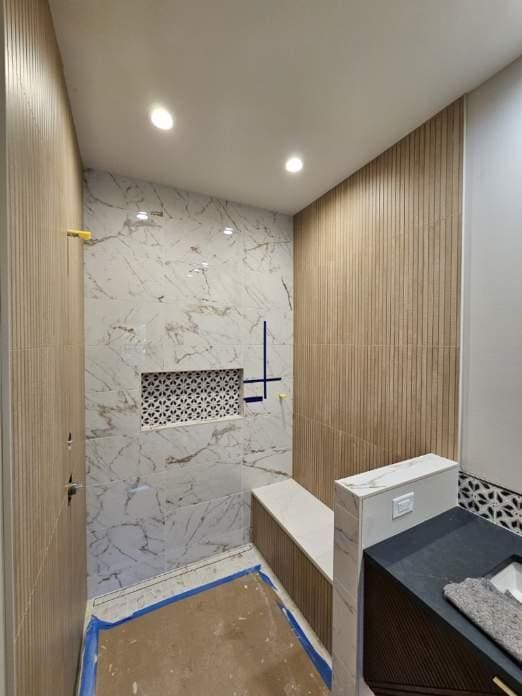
[243,320,283,403]
[79,564,332,695]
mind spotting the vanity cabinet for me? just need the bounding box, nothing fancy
[363,557,516,696]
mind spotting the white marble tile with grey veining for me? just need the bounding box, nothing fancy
[84,169,292,591]
[138,422,243,508]
[87,477,165,529]
[243,239,293,275]
[85,389,140,439]
[241,413,292,491]
[84,169,167,215]
[85,341,163,392]
[223,201,293,246]
[162,303,244,350]
[243,342,292,381]
[243,268,293,312]
[243,382,292,419]
[87,435,144,486]
[87,559,167,599]
[85,299,165,347]
[337,453,458,499]
[87,519,165,577]
[333,503,360,596]
[139,420,243,471]
[85,224,167,302]
[160,260,243,307]
[164,492,247,569]
[159,459,242,510]
[163,342,243,373]
[241,307,293,346]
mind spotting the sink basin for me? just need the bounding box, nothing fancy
[490,560,522,603]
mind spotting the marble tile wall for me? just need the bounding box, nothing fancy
[332,454,458,696]
[84,169,293,597]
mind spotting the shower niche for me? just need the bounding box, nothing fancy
[141,368,243,430]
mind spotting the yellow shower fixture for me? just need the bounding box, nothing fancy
[67,228,92,241]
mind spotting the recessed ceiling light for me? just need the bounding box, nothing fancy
[201,262,208,267]
[223,227,234,236]
[193,268,202,273]
[136,211,149,221]
[285,156,303,173]
[187,273,193,278]
[150,106,174,130]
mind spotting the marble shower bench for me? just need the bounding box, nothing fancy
[252,479,334,651]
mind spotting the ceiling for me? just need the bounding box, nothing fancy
[50,1,522,214]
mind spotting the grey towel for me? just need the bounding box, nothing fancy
[443,577,522,665]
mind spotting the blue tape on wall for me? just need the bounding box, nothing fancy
[243,320,282,403]
[78,563,332,694]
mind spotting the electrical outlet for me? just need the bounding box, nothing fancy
[392,491,415,519]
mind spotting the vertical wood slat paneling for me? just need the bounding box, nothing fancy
[1,0,86,693]
[293,100,463,507]
[252,497,333,652]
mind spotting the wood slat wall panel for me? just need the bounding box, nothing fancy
[294,100,463,507]
[252,497,333,652]
[1,0,86,693]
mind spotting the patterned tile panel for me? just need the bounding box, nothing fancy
[458,471,521,536]
[141,368,242,429]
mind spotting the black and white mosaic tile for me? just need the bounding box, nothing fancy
[458,471,521,536]
[141,368,242,429]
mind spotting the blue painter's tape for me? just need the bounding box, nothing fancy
[243,395,263,403]
[279,605,333,689]
[263,320,268,399]
[78,564,262,696]
[258,568,332,689]
[78,562,332,694]
[243,377,282,385]
[258,568,277,589]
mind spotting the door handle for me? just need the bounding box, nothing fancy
[66,481,84,502]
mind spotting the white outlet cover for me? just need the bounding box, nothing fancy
[392,491,415,519]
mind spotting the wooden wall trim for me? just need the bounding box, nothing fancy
[293,100,463,507]
[0,1,10,692]
[1,0,86,693]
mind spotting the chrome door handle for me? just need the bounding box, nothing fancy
[66,482,84,498]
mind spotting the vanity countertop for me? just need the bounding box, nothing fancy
[364,507,522,694]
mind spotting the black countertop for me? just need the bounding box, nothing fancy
[364,507,522,694]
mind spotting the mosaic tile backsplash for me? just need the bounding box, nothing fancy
[141,369,242,428]
[458,471,521,536]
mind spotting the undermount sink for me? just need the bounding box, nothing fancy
[490,559,522,603]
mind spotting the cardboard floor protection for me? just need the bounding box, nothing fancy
[96,571,330,695]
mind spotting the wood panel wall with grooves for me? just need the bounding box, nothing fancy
[1,0,86,693]
[252,497,333,652]
[293,100,463,507]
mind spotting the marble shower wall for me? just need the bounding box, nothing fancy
[83,169,293,597]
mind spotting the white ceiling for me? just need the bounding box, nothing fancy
[50,0,522,214]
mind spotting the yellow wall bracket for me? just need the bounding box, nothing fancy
[67,229,92,241]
